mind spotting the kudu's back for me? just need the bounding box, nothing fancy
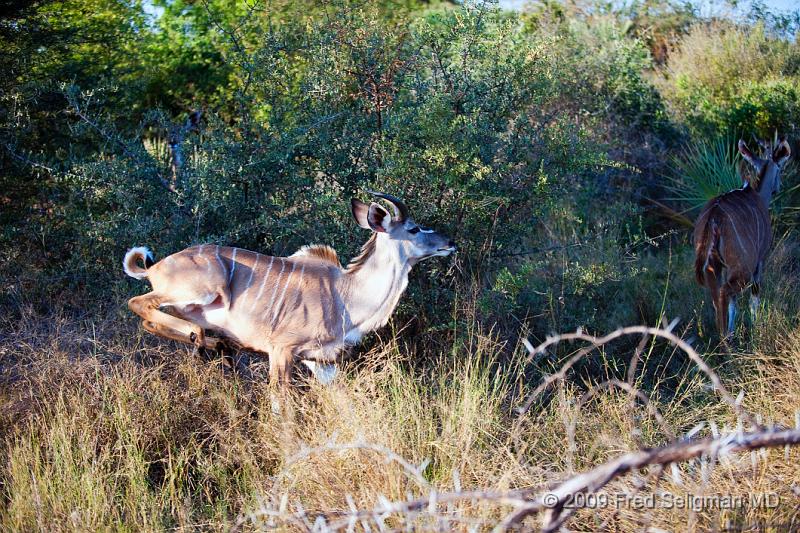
[693,187,771,288]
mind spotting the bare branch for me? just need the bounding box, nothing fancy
[3,143,56,174]
[498,428,800,531]
[277,439,433,491]
[516,324,760,430]
[69,100,177,194]
[237,427,800,532]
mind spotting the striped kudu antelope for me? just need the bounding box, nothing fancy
[693,137,791,338]
[123,193,456,386]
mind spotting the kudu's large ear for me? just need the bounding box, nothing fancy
[739,140,764,172]
[773,139,791,167]
[351,198,390,233]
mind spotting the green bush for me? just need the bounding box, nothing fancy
[658,22,800,139]
[17,1,795,348]
[1,2,675,336]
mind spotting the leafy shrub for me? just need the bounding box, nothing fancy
[481,201,690,337]
[657,22,800,139]
[1,2,675,338]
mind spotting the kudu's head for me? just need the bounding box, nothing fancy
[351,192,456,263]
[739,137,791,201]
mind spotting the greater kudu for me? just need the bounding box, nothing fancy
[693,137,790,338]
[124,193,456,385]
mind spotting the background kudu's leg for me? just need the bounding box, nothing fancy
[714,291,728,339]
[726,294,736,338]
[750,263,762,324]
[703,268,725,338]
[720,275,748,340]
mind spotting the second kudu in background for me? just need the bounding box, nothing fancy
[694,137,791,339]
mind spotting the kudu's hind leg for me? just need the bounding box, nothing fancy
[142,319,227,352]
[750,263,763,324]
[141,318,192,344]
[703,268,727,339]
[720,276,747,340]
[726,295,737,338]
[715,291,729,340]
[130,293,221,351]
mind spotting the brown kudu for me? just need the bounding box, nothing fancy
[123,193,456,387]
[693,137,791,338]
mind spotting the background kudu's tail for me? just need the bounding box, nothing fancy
[695,211,725,333]
[694,214,721,287]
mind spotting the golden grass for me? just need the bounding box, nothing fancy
[1,242,799,531]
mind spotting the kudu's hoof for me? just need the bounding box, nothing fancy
[189,332,208,360]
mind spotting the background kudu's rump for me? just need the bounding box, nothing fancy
[693,138,791,337]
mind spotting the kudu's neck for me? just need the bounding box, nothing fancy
[339,233,413,335]
[754,165,779,206]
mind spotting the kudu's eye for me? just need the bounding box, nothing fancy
[408,226,420,234]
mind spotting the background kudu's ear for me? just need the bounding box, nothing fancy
[739,140,763,171]
[738,159,755,187]
[773,139,791,167]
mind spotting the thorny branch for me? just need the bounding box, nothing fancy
[69,99,178,194]
[499,428,800,531]
[515,322,761,430]
[236,427,800,532]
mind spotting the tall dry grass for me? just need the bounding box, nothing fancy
[1,241,799,531]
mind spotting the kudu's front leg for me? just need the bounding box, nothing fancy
[269,347,294,388]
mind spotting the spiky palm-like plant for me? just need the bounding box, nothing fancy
[667,136,743,214]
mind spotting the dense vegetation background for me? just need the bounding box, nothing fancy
[1,0,800,530]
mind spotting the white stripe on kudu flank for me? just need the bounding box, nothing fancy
[272,261,298,324]
[245,253,260,293]
[229,248,238,284]
[215,245,227,278]
[749,204,763,251]
[746,204,759,251]
[265,258,286,319]
[296,261,305,286]
[251,255,275,312]
[239,253,260,308]
[737,202,755,252]
[719,205,746,254]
